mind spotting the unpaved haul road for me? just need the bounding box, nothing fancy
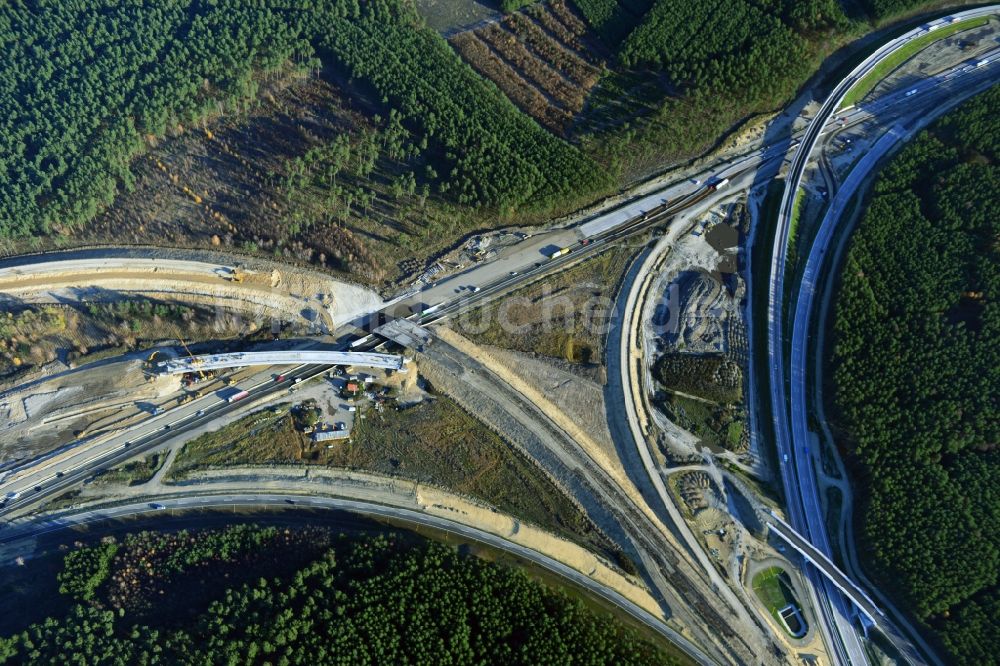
[0,255,382,330]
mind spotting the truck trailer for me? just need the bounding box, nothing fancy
[228,390,250,403]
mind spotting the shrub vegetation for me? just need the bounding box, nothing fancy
[0,528,683,664]
[0,0,605,240]
[831,86,1000,666]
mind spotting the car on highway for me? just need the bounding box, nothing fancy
[4,491,19,500]
[33,486,42,492]
[472,286,481,293]
[196,409,205,416]
[149,503,166,510]
[509,271,518,276]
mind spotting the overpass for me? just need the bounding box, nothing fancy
[766,512,883,626]
[158,350,406,374]
[765,6,999,664]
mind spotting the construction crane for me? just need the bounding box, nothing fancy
[178,338,206,381]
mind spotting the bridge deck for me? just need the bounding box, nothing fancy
[159,351,405,373]
[766,514,882,625]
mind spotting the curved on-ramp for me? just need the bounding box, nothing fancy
[766,6,999,665]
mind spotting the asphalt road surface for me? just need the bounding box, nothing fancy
[0,492,715,666]
[767,7,999,664]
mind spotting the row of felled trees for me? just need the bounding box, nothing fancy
[0,0,606,240]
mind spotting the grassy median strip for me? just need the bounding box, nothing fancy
[92,454,166,487]
[839,17,989,109]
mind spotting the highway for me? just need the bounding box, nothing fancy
[0,9,996,662]
[0,492,714,666]
[786,56,1000,665]
[766,514,882,624]
[766,6,999,665]
[606,229,778,652]
[0,362,328,515]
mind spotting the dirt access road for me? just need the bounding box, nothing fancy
[0,252,382,332]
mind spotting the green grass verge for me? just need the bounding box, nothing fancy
[726,421,744,449]
[751,566,803,635]
[786,187,805,266]
[839,17,989,108]
[92,454,165,487]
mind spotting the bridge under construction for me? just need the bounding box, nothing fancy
[158,350,406,374]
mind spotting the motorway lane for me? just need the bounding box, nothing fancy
[393,136,810,316]
[0,493,716,666]
[0,362,321,516]
[0,12,993,655]
[606,230,789,659]
[0,59,959,654]
[791,127,903,620]
[788,62,1000,665]
[767,8,999,665]
[396,83,957,326]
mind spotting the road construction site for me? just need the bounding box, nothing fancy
[2,16,998,665]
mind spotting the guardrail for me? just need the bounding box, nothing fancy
[766,6,999,664]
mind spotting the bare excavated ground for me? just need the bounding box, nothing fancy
[475,344,618,461]
[646,202,751,454]
[0,357,180,464]
[456,242,640,369]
